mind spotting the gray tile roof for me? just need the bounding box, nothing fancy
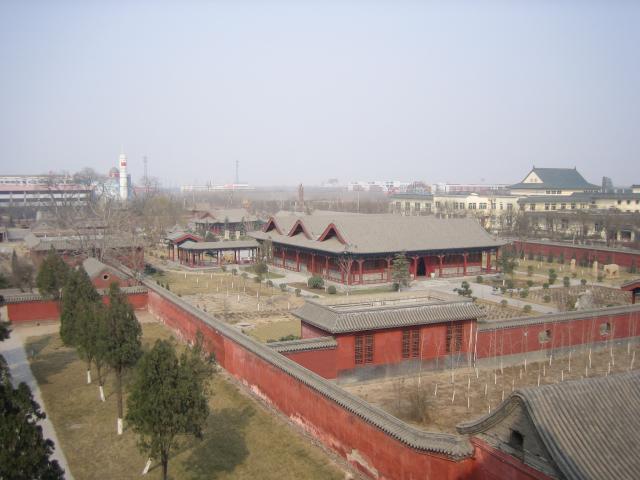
[82,257,123,280]
[477,304,640,331]
[179,239,258,251]
[269,336,337,353]
[458,371,640,480]
[250,211,504,255]
[26,234,138,251]
[193,208,257,224]
[293,298,485,334]
[510,167,599,190]
[2,285,147,303]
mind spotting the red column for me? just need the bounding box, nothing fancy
[282,249,286,269]
[346,259,353,285]
[386,257,392,282]
[438,254,444,277]
[325,256,329,279]
[411,256,419,277]
[463,253,468,276]
[311,253,316,274]
[486,250,491,272]
[358,259,364,284]
[295,250,300,272]
[218,251,222,266]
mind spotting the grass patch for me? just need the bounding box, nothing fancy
[248,320,301,343]
[26,323,344,480]
[241,266,285,279]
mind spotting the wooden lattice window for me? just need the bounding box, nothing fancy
[446,323,463,354]
[355,333,374,365]
[402,329,421,359]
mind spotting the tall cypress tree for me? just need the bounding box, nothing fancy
[127,336,212,480]
[103,283,142,434]
[391,251,411,290]
[36,247,70,300]
[60,267,101,384]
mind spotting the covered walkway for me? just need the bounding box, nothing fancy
[177,239,259,267]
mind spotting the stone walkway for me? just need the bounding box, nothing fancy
[0,322,74,479]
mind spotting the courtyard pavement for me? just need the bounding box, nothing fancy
[0,322,74,479]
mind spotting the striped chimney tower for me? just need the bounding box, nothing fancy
[119,153,128,200]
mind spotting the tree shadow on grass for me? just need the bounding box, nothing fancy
[183,405,254,480]
[25,338,77,385]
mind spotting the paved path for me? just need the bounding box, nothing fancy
[408,277,560,314]
[0,322,74,479]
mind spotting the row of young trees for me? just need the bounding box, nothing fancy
[41,250,214,480]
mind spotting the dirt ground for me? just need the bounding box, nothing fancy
[152,269,305,341]
[343,340,640,434]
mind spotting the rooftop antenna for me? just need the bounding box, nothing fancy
[143,156,149,193]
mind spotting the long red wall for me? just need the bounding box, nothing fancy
[514,240,639,268]
[146,287,495,480]
[5,291,149,323]
[476,308,640,359]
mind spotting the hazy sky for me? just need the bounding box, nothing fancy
[1,1,639,188]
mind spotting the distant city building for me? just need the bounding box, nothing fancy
[433,183,508,195]
[347,180,411,193]
[0,174,92,208]
[602,176,614,193]
[180,183,254,192]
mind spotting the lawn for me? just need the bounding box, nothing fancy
[248,319,301,343]
[26,323,345,480]
[241,265,285,279]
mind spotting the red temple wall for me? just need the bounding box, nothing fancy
[514,240,639,268]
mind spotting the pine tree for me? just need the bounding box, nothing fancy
[127,335,212,480]
[60,268,100,347]
[103,283,142,434]
[75,299,108,400]
[11,251,34,292]
[0,329,64,479]
[36,247,70,299]
[391,252,411,290]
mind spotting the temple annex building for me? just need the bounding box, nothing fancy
[250,211,505,284]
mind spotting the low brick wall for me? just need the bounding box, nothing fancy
[4,286,149,324]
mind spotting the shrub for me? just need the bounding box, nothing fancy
[476,276,483,284]
[580,278,587,286]
[526,280,534,288]
[327,285,337,294]
[253,275,262,283]
[307,276,324,289]
[500,299,508,308]
[572,272,577,278]
[231,268,237,276]
[221,265,227,272]
[279,283,287,292]
[543,294,551,303]
[505,279,514,290]
[266,280,273,288]
[523,305,532,314]
[392,282,401,291]
[543,283,549,289]
[527,266,534,277]
[548,269,557,285]
[144,264,157,275]
[457,281,472,297]
[563,276,570,288]
[597,274,604,282]
[519,288,529,298]
[295,288,301,297]
[254,262,268,275]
